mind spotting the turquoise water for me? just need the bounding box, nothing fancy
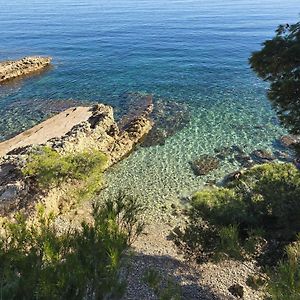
[0,0,299,208]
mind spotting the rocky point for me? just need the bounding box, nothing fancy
[0,56,51,83]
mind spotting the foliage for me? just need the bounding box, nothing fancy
[23,146,107,187]
[249,21,300,135]
[22,146,107,202]
[0,193,144,300]
[246,274,267,291]
[267,234,300,300]
[174,163,300,262]
[143,268,181,300]
[218,225,242,259]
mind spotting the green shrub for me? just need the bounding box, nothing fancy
[22,147,108,203]
[175,163,300,263]
[0,193,144,300]
[218,225,241,259]
[22,146,107,188]
[268,235,300,300]
[143,268,181,300]
[246,274,267,291]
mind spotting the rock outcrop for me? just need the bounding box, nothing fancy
[0,102,153,214]
[0,56,51,83]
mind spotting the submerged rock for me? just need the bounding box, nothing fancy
[273,150,293,162]
[214,147,232,160]
[190,155,220,176]
[118,92,153,130]
[251,149,275,163]
[231,145,246,156]
[279,134,300,148]
[142,99,190,147]
[0,56,51,83]
[234,154,254,168]
[118,92,190,147]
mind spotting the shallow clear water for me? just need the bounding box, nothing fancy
[0,0,299,207]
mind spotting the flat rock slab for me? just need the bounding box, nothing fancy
[0,107,92,156]
[0,56,51,83]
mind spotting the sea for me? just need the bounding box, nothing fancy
[0,0,299,210]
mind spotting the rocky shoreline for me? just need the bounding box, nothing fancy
[0,56,51,83]
[1,55,299,299]
[0,102,153,214]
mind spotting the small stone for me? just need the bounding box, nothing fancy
[228,283,244,298]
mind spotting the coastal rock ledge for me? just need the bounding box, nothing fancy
[0,102,153,214]
[0,56,51,83]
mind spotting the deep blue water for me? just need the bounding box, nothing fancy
[0,0,299,203]
[1,0,299,111]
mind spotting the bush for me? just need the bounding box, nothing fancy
[0,193,144,300]
[22,146,107,188]
[22,147,108,202]
[143,268,181,300]
[218,225,242,259]
[268,235,300,300]
[174,163,300,262]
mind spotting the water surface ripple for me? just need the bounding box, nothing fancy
[0,0,299,208]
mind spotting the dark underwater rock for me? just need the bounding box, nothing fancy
[143,99,190,147]
[251,149,275,163]
[190,155,220,176]
[118,92,190,147]
[214,147,232,160]
[118,92,153,130]
[279,134,300,148]
[231,145,246,156]
[273,150,293,162]
[234,154,255,168]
